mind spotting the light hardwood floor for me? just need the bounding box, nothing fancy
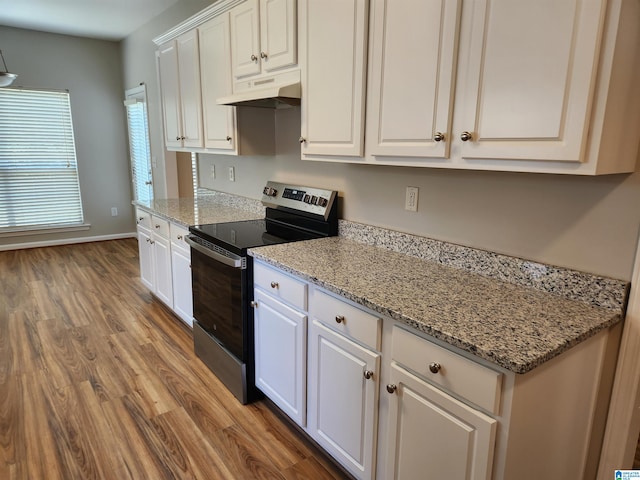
[0,239,348,479]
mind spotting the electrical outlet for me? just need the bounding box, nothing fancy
[111,207,118,217]
[228,166,235,182]
[210,165,215,179]
[405,186,419,212]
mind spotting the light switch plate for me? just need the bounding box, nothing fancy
[228,166,235,182]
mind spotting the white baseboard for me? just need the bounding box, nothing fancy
[0,232,137,251]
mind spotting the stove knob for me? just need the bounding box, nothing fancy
[303,194,311,204]
[262,186,270,195]
[263,187,278,197]
[311,195,318,205]
[318,197,328,208]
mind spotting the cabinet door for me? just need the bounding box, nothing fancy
[259,0,297,73]
[176,30,204,149]
[366,0,461,158]
[454,0,605,162]
[157,41,182,149]
[385,363,496,480]
[230,0,261,80]
[171,245,193,327]
[300,0,369,157]
[137,227,154,291]
[153,235,173,308]
[308,320,379,479]
[199,14,236,151]
[254,289,307,426]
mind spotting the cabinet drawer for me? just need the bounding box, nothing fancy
[254,262,307,311]
[392,326,502,414]
[310,289,381,350]
[170,223,190,252]
[135,208,151,229]
[151,215,170,238]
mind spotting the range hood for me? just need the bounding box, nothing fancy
[217,81,300,108]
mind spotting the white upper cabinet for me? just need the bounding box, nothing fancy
[156,41,182,150]
[366,0,462,158]
[157,31,204,150]
[230,0,297,81]
[453,0,604,164]
[299,0,369,158]
[260,0,297,73]
[301,0,640,174]
[198,14,236,152]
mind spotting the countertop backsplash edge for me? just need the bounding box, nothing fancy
[338,219,629,312]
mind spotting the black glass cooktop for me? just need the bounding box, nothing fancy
[189,218,320,256]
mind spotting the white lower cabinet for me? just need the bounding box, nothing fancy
[385,362,496,480]
[253,288,307,426]
[136,211,173,308]
[307,320,380,480]
[136,208,195,325]
[251,260,617,479]
[170,224,193,327]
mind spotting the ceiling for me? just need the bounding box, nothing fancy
[0,0,183,41]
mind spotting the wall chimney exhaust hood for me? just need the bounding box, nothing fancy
[217,81,300,108]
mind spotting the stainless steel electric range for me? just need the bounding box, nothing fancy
[185,181,338,404]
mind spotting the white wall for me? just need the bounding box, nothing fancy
[198,107,640,281]
[0,26,135,246]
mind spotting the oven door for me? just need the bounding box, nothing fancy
[186,236,246,361]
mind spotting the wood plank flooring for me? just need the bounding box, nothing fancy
[0,239,348,479]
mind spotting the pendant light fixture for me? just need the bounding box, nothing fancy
[0,50,18,87]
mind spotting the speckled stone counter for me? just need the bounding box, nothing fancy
[249,235,628,374]
[133,190,264,227]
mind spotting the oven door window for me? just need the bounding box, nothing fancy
[191,248,244,360]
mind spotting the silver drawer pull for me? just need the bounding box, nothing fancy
[250,301,258,308]
[335,315,345,324]
[429,362,442,374]
[270,281,279,289]
[363,370,374,380]
[386,384,397,394]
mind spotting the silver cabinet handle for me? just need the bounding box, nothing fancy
[270,281,279,289]
[386,384,397,394]
[260,51,267,59]
[155,224,161,229]
[460,131,473,142]
[250,301,258,308]
[299,136,306,144]
[177,235,182,240]
[226,136,232,142]
[434,132,445,142]
[250,54,258,62]
[335,315,345,324]
[176,136,180,141]
[363,370,374,380]
[429,362,442,374]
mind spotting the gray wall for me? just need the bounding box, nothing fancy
[0,26,134,246]
[198,108,640,281]
[124,0,640,282]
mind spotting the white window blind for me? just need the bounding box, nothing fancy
[124,87,153,204]
[0,88,84,230]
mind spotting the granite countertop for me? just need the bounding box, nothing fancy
[134,192,264,227]
[249,236,625,374]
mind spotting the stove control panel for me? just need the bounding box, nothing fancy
[261,181,337,220]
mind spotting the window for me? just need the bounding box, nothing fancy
[0,88,84,232]
[124,86,153,204]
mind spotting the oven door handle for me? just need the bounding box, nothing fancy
[185,235,243,268]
